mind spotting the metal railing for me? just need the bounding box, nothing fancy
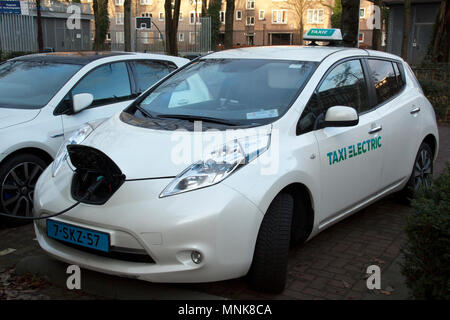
[0,14,37,53]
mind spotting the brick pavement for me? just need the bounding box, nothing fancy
[0,125,448,300]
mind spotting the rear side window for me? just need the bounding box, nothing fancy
[132,60,177,93]
[392,62,405,89]
[367,59,402,105]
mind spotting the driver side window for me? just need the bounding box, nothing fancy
[298,59,369,134]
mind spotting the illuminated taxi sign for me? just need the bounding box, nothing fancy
[304,28,343,41]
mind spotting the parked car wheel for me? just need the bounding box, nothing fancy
[0,154,46,226]
[248,193,293,293]
[398,142,433,202]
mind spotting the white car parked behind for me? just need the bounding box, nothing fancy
[0,52,188,221]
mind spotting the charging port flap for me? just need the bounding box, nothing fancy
[67,145,126,205]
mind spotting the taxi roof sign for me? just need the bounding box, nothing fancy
[304,28,343,41]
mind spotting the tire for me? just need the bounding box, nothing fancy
[398,142,433,203]
[0,153,47,226]
[248,193,293,293]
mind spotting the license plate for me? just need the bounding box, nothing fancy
[46,219,110,252]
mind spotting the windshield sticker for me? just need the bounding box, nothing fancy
[326,136,382,165]
[246,109,279,120]
[289,64,304,69]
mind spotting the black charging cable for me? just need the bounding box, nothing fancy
[0,176,105,221]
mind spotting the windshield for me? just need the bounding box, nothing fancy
[134,59,317,126]
[0,60,82,109]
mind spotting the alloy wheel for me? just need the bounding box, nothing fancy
[1,162,43,217]
[413,148,432,190]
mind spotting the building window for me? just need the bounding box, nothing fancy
[246,0,255,10]
[179,32,184,42]
[115,0,124,5]
[259,9,265,20]
[116,13,124,25]
[106,33,111,41]
[179,12,183,21]
[189,32,198,44]
[246,16,255,26]
[360,8,365,18]
[116,31,124,44]
[272,10,287,24]
[307,9,324,24]
[220,11,225,24]
[190,11,200,24]
[140,0,152,5]
[159,12,164,21]
[141,32,150,44]
[359,33,364,43]
[236,10,242,21]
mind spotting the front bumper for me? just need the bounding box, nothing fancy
[33,163,264,283]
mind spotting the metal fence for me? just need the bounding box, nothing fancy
[0,14,37,53]
[110,17,211,55]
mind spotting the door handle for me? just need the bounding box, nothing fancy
[368,125,382,134]
[50,133,64,138]
[410,107,421,114]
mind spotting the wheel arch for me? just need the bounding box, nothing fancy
[422,133,438,160]
[0,147,53,168]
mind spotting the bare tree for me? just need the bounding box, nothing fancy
[164,0,181,56]
[401,0,411,59]
[371,0,382,50]
[340,0,360,47]
[124,0,132,52]
[288,0,314,45]
[36,0,44,52]
[224,0,235,49]
[430,0,449,62]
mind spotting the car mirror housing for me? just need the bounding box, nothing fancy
[324,106,359,127]
[72,93,94,113]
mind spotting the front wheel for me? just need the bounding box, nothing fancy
[248,193,293,293]
[398,142,433,202]
[0,154,47,226]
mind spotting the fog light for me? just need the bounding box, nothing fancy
[191,251,202,264]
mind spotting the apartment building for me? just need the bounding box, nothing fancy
[81,0,380,51]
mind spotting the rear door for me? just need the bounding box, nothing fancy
[366,59,421,190]
[299,58,383,225]
[60,61,135,138]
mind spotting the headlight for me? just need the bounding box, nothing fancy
[51,124,94,177]
[160,134,271,197]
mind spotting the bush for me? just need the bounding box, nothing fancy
[419,79,449,121]
[400,164,450,300]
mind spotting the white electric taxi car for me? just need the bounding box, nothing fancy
[0,52,188,221]
[33,33,439,293]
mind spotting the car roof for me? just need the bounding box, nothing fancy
[202,46,403,63]
[10,51,189,66]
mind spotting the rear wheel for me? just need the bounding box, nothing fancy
[248,193,293,293]
[398,142,433,202]
[0,154,47,226]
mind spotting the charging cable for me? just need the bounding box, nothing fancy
[0,176,105,221]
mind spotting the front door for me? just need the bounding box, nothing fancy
[299,59,383,226]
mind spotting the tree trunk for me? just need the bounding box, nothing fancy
[124,0,131,52]
[372,0,382,50]
[340,0,360,47]
[164,0,181,56]
[299,15,304,45]
[401,0,411,60]
[36,0,44,52]
[93,0,109,51]
[224,0,235,49]
[431,0,449,62]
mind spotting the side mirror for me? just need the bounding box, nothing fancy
[324,106,359,127]
[72,93,94,113]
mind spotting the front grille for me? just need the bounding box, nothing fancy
[55,240,155,263]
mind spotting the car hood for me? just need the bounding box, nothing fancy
[80,112,272,180]
[0,108,40,130]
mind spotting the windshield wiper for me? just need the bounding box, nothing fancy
[156,114,239,126]
[134,104,154,119]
